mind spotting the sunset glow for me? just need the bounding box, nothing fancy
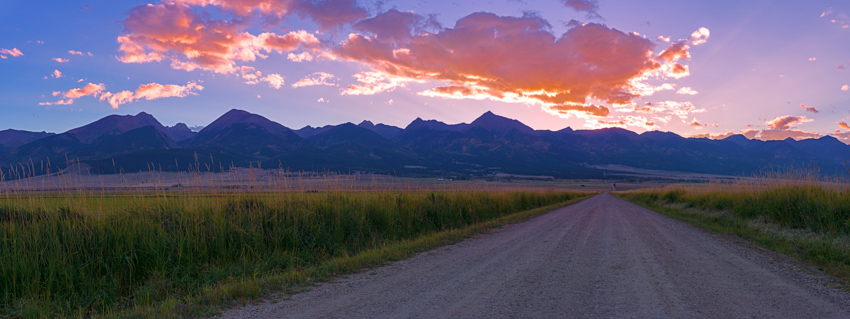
[1,0,848,143]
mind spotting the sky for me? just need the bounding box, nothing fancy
[1,0,849,143]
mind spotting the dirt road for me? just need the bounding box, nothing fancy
[222,193,850,318]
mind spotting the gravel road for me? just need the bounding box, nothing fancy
[222,193,850,318]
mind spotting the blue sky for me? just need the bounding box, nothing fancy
[1,0,849,142]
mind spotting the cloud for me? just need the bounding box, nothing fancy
[766,115,812,130]
[64,83,106,99]
[689,27,710,45]
[839,122,850,130]
[178,0,368,30]
[839,65,846,71]
[808,57,816,61]
[688,131,737,139]
[584,115,656,130]
[676,87,698,95]
[334,11,708,118]
[317,97,327,103]
[689,118,704,129]
[292,72,336,88]
[261,74,285,89]
[38,99,74,106]
[843,85,849,91]
[560,0,601,19]
[52,70,63,78]
[69,50,83,56]
[0,48,23,58]
[799,103,819,113]
[117,2,322,74]
[53,58,69,63]
[99,81,204,108]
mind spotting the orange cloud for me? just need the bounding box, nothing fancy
[766,115,812,130]
[99,81,204,108]
[334,11,707,118]
[799,103,819,113]
[64,83,106,99]
[839,122,850,130]
[177,0,367,30]
[292,72,336,88]
[118,3,321,74]
[0,48,23,58]
[689,118,704,129]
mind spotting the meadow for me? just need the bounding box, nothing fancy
[618,168,850,283]
[0,169,591,318]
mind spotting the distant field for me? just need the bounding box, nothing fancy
[0,172,592,318]
[618,170,850,282]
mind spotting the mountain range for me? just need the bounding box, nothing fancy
[1,109,848,180]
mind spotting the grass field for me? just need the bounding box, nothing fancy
[618,169,850,283]
[0,172,591,318]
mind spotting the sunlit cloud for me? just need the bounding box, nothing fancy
[583,115,656,130]
[766,115,812,130]
[292,72,337,88]
[99,81,204,109]
[842,85,848,91]
[334,10,708,120]
[839,122,850,130]
[689,118,704,129]
[117,2,323,74]
[689,27,710,45]
[808,57,817,61]
[676,87,698,95]
[261,74,285,89]
[65,83,106,99]
[839,65,846,71]
[0,48,24,58]
[51,69,63,78]
[53,58,69,63]
[799,103,819,113]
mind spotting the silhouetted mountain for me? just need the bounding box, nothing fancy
[66,112,173,143]
[167,123,196,142]
[0,129,54,152]
[187,109,303,159]
[469,111,536,135]
[2,109,849,180]
[358,120,403,139]
[405,118,469,132]
[293,124,335,138]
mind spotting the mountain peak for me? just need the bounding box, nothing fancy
[358,120,375,128]
[469,111,535,134]
[66,112,168,144]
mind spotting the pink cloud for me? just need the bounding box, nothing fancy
[799,103,819,113]
[53,58,69,63]
[117,3,322,74]
[842,85,849,91]
[178,0,367,30]
[261,74,284,89]
[334,11,707,118]
[676,87,698,95]
[52,69,63,78]
[766,115,812,130]
[839,65,846,70]
[292,72,336,88]
[69,50,83,56]
[690,27,710,45]
[0,48,23,57]
[64,83,105,99]
[689,118,704,129]
[100,81,204,108]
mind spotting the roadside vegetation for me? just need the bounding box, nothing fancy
[618,168,850,282]
[0,170,591,318]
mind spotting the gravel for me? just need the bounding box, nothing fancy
[221,193,850,318]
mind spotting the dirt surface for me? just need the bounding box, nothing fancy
[221,193,850,318]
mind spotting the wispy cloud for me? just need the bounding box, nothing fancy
[799,103,819,113]
[100,81,204,108]
[53,57,69,63]
[292,72,337,88]
[0,48,24,58]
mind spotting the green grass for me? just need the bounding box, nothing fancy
[618,182,850,283]
[0,189,591,318]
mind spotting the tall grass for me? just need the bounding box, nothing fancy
[619,167,850,282]
[0,186,583,317]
